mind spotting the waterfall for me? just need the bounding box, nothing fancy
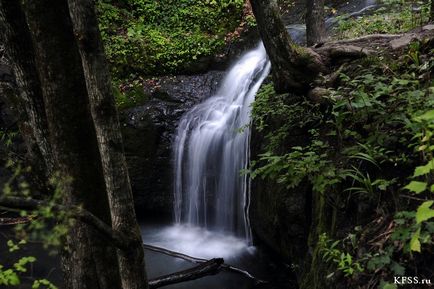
[173,43,270,243]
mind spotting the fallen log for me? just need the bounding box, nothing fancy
[143,243,265,284]
[148,258,224,289]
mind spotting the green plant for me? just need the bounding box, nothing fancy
[402,109,434,252]
[250,131,340,193]
[251,35,434,289]
[0,240,57,288]
[318,233,364,277]
[96,0,245,78]
[2,161,74,250]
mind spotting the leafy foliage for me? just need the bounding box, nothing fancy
[97,0,245,78]
[0,240,57,288]
[318,233,364,277]
[251,39,434,288]
[2,162,74,250]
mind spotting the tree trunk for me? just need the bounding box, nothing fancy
[306,0,326,46]
[66,0,148,288]
[0,0,53,179]
[20,1,122,288]
[431,0,434,21]
[250,0,325,93]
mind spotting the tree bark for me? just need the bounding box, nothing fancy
[20,1,122,288]
[250,0,325,93]
[306,0,326,46]
[148,259,224,289]
[0,0,53,179]
[66,1,148,288]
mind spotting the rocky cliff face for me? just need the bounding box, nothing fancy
[119,72,224,218]
[249,94,312,271]
[120,27,261,218]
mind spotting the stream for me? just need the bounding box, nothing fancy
[140,0,378,288]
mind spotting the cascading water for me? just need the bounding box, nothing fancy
[173,43,271,243]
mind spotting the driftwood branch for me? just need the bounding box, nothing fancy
[143,244,265,284]
[0,196,130,250]
[148,258,224,289]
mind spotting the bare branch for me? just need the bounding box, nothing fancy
[0,196,130,250]
[148,258,224,289]
[0,216,34,225]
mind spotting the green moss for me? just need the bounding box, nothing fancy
[97,0,245,78]
[113,82,150,110]
[300,191,331,289]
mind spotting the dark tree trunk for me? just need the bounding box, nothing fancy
[20,0,122,288]
[0,0,53,179]
[431,0,434,21]
[306,0,326,46]
[250,0,325,93]
[67,0,148,288]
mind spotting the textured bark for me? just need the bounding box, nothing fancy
[306,0,326,46]
[0,0,53,177]
[21,1,122,288]
[67,0,148,288]
[250,0,325,93]
[148,259,224,289]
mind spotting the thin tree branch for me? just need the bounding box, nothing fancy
[0,196,130,250]
[148,258,224,289]
[0,216,34,225]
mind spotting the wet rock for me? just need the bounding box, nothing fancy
[308,87,331,103]
[120,71,224,217]
[250,110,311,272]
[389,34,418,50]
[423,24,434,31]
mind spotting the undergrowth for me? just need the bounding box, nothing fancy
[334,0,431,39]
[97,0,246,79]
[250,39,434,289]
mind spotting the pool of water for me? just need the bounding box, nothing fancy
[141,223,296,289]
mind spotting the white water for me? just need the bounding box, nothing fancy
[143,224,255,260]
[173,43,270,244]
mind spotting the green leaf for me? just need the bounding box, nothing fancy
[414,109,434,122]
[404,181,427,194]
[409,227,421,252]
[390,261,405,275]
[382,282,398,289]
[416,201,434,224]
[413,161,434,177]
